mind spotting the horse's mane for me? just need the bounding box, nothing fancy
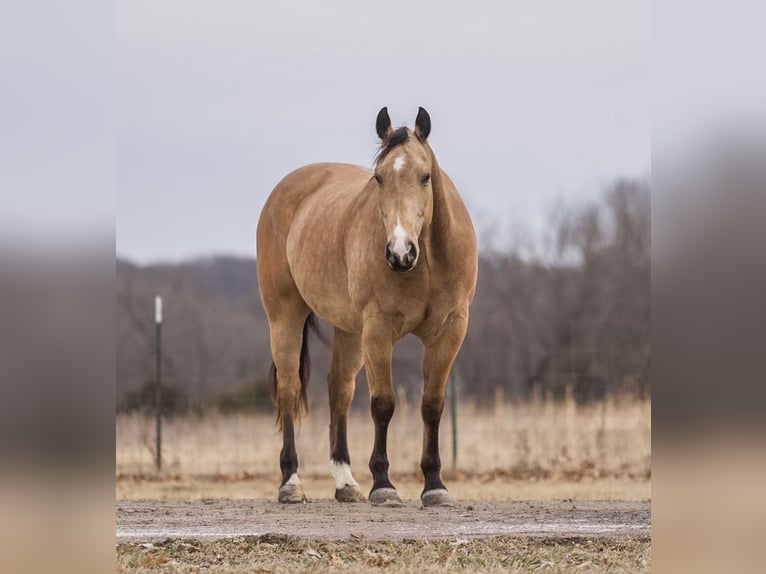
[375,127,410,163]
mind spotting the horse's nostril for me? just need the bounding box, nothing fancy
[403,242,417,265]
[385,244,397,265]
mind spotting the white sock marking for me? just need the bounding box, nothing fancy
[284,473,301,486]
[393,155,405,172]
[392,218,409,258]
[330,460,359,489]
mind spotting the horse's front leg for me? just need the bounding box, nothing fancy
[328,328,366,502]
[362,316,402,506]
[419,309,469,507]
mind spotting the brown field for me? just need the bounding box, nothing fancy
[117,394,650,497]
[116,474,649,501]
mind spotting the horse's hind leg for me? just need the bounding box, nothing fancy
[327,328,365,502]
[268,303,311,503]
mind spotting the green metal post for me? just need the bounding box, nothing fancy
[155,296,162,473]
[450,368,457,470]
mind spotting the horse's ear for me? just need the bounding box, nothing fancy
[414,106,431,140]
[376,107,392,140]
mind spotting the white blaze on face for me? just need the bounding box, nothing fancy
[330,460,359,489]
[392,218,409,258]
[393,155,405,172]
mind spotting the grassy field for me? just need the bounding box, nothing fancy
[116,535,650,574]
[116,394,650,500]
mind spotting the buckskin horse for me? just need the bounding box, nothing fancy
[256,107,477,506]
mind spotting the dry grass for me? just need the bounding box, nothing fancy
[116,535,650,573]
[116,475,650,501]
[116,394,650,499]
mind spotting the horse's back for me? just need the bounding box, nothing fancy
[258,162,368,241]
[256,162,371,325]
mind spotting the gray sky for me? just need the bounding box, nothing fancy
[117,1,650,263]
[1,2,114,242]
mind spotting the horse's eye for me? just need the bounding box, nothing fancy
[374,174,383,185]
[421,174,431,186]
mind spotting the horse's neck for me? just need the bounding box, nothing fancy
[423,146,455,265]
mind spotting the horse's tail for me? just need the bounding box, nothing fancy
[269,313,327,428]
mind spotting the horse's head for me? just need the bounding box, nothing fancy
[373,106,434,273]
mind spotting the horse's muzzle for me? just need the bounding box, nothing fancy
[386,241,418,272]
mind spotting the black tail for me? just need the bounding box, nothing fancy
[269,314,327,428]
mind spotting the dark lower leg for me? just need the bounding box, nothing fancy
[369,395,395,491]
[420,398,446,492]
[330,413,350,464]
[329,410,365,501]
[279,415,298,485]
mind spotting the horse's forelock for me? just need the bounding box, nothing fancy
[375,126,410,163]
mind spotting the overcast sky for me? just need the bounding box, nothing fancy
[116,1,650,263]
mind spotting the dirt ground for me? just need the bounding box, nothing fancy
[116,498,649,543]
[116,401,651,571]
[116,477,651,572]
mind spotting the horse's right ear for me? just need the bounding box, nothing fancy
[376,107,392,140]
[414,107,431,140]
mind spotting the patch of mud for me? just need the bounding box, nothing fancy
[116,499,650,542]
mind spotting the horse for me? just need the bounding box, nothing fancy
[256,107,477,507]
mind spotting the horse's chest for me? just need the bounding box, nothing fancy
[388,287,431,337]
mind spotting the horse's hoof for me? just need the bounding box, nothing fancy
[369,487,403,507]
[421,488,453,507]
[335,484,367,503]
[278,483,307,503]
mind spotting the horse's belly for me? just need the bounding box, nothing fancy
[296,280,362,333]
[287,225,363,333]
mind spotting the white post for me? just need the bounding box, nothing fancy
[155,295,163,325]
[154,295,163,472]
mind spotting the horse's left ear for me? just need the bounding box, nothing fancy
[414,107,431,140]
[376,107,393,140]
